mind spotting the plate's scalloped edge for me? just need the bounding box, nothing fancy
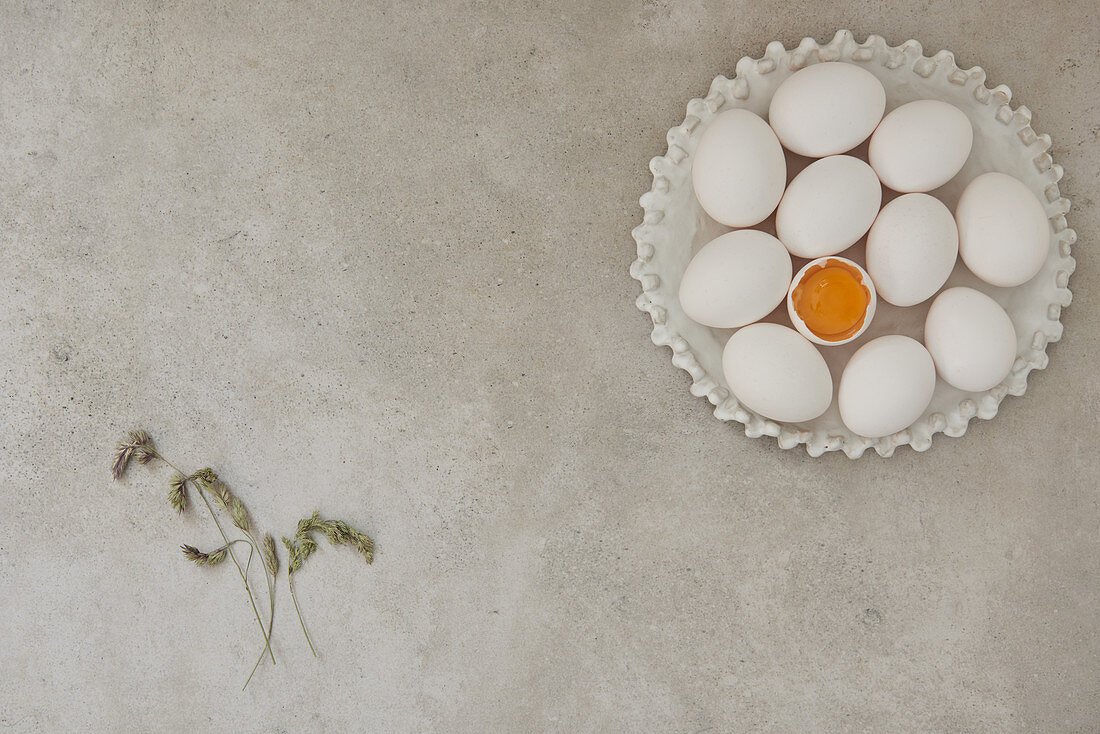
[629,29,1077,458]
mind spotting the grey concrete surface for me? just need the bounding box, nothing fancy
[1,2,1097,732]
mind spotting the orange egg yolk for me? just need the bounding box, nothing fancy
[790,260,871,342]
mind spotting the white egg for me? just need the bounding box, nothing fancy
[924,287,1017,392]
[768,62,886,157]
[776,155,882,258]
[869,100,974,192]
[691,108,787,227]
[866,193,958,307]
[838,335,937,438]
[722,323,833,423]
[678,230,793,328]
[956,172,1049,287]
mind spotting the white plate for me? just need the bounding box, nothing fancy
[630,31,1076,457]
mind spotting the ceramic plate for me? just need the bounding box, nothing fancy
[630,31,1076,457]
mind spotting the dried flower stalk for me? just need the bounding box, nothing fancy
[111,432,275,686]
[111,430,376,685]
[181,544,228,566]
[168,473,188,514]
[261,534,279,575]
[282,511,374,656]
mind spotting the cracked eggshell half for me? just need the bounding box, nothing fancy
[787,256,877,346]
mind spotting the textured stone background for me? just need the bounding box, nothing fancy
[1,2,1097,732]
